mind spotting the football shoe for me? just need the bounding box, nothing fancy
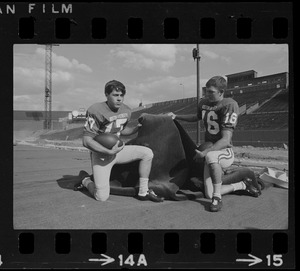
[137,189,164,202]
[209,196,223,212]
[242,178,261,197]
[73,182,85,191]
[73,170,91,191]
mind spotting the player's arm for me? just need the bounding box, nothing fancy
[168,100,202,122]
[82,135,124,155]
[168,113,199,122]
[202,130,233,155]
[120,124,142,136]
[83,112,123,154]
[193,130,233,161]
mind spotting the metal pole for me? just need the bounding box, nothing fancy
[44,44,58,130]
[180,83,184,99]
[196,44,201,145]
[44,44,52,130]
[49,44,52,130]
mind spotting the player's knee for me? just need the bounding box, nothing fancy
[94,190,110,202]
[95,194,109,202]
[205,151,216,165]
[143,147,154,161]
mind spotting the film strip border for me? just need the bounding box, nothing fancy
[0,2,293,42]
[0,1,294,269]
[2,230,292,268]
[17,15,289,41]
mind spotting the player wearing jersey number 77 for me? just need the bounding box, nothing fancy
[168,76,259,212]
[74,80,163,203]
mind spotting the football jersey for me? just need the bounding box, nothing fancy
[83,102,131,138]
[197,98,239,143]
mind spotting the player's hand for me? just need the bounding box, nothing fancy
[193,149,205,162]
[167,112,176,120]
[110,140,125,155]
[132,123,142,135]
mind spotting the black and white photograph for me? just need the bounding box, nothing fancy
[13,43,289,230]
[0,2,294,269]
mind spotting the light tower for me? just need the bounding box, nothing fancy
[44,44,53,130]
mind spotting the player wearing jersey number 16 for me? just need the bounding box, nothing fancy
[168,76,260,212]
[74,80,163,203]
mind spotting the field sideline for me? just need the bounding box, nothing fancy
[15,137,288,171]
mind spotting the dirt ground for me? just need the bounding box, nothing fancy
[233,146,288,161]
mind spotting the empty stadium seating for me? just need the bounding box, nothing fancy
[225,88,283,109]
[129,87,289,131]
[236,112,289,130]
[255,88,289,113]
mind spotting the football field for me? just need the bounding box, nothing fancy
[13,144,288,230]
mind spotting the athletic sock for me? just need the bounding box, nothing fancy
[82,177,93,188]
[138,177,149,197]
[231,181,246,191]
[213,183,222,197]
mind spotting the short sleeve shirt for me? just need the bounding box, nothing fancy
[197,98,239,143]
[83,102,131,138]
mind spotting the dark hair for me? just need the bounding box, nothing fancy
[206,76,227,93]
[104,80,126,95]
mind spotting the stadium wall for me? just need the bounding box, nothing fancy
[14,110,70,121]
[226,71,288,90]
[14,120,64,131]
[233,130,288,147]
[187,130,288,147]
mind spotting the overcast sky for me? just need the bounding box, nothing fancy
[13,44,288,111]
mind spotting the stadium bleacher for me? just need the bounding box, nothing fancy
[129,87,288,131]
[131,99,197,118]
[236,112,288,130]
[225,88,283,109]
[255,88,289,113]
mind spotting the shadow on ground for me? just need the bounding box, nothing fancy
[56,173,94,199]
